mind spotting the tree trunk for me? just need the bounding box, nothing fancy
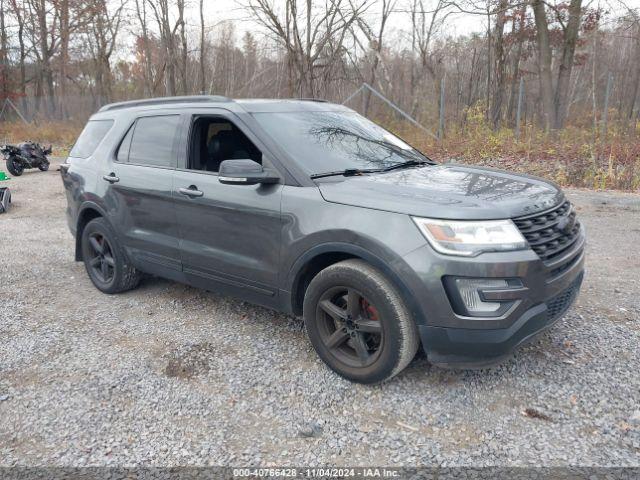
[199,0,206,93]
[506,5,525,124]
[32,0,57,116]
[532,0,554,131]
[485,7,491,121]
[135,0,154,96]
[16,4,28,116]
[177,0,188,95]
[626,24,640,120]
[59,0,70,118]
[0,0,9,100]
[553,0,583,129]
[490,0,509,129]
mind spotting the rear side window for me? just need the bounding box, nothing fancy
[127,115,180,168]
[70,120,114,158]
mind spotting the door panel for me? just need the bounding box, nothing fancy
[173,169,283,304]
[104,163,181,273]
[102,112,183,276]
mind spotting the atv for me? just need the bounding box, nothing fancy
[1,142,52,176]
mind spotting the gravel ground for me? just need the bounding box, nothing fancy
[1,160,639,467]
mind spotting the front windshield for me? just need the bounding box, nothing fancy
[252,111,431,175]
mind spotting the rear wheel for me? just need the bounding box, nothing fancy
[303,259,419,384]
[81,217,141,294]
[6,157,23,176]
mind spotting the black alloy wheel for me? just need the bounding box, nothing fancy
[316,286,383,368]
[303,259,419,384]
[86,232,116,284]
[81,217,141,294]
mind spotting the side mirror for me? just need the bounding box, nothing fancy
[218,159,279,186]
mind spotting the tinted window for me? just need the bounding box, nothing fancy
[253,111,429,175]
[69,120,114,158]
[128,115,180,167]
[116,125,134,163]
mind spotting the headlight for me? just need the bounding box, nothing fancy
[412,217,527,256]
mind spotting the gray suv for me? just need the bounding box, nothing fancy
[61,96,585,384]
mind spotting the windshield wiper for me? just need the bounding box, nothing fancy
[310,168,383,179]
[381,159,431,172]
[310,160,432,180]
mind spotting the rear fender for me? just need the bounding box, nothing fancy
[74,202,111,261]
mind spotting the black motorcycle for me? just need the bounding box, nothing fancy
[1,142,52,176]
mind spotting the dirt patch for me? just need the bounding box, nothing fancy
[163,343,216,379]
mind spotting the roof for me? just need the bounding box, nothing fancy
[97,96,350,115]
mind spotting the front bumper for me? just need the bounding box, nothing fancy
[401,225,586,368]
[420,271,583,367]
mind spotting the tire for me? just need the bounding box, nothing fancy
[6,157,23,176]
[81,217,142,294]
[38,161,49,171]
[303,259,419,384]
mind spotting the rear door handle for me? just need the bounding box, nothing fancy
[178,186,204,198]
[103,173,119,183]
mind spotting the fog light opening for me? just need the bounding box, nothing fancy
[455,278,508,314]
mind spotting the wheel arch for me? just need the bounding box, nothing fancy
[74,202,109,261]
[287,243,425,325]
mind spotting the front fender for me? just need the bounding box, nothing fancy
[284,239,430,326]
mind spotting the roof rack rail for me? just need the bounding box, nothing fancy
[298,98,329,103]
[98,95,232,112]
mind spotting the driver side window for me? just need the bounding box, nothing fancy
[189,117,262,172]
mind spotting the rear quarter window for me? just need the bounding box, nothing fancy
[69,119,114,158]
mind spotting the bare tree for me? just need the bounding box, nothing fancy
[134,0,155,95]
[0,0,9,100]
[355,0,395,115]
[145,0,183,95]
[25,0,60,115]
[246,0,369,97]
[199,0,205,93]
[408,0,451,117]
[7,0,29,115]
[84,0,126,104]
[553,0,583,129]
[490,0,509,129]
[532,0,584,130]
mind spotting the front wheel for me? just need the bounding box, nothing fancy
[303,259,419,384]
[6,157,23,176]
[38,161,49,171]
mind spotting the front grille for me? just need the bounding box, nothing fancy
[546,274,583,321]
[513,201,582,263]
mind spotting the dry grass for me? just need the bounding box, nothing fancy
[0,121,82,156]
[383,112,640,191]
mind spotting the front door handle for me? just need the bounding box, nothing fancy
[178,186,204,198]
[103,173,119,183]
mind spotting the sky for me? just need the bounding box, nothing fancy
[196,0,640,43]
[197,0,490,42]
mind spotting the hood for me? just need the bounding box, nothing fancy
[317,163,564,220]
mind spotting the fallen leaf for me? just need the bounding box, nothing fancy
[522,408,553,422]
